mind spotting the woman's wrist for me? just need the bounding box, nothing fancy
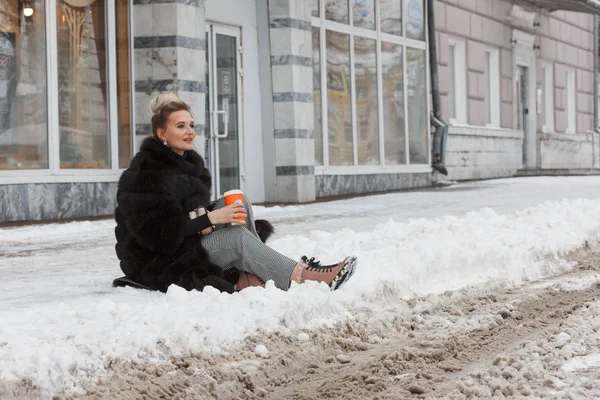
[200,208,216,233]
[207,210,216,225]
[188,207,216,235]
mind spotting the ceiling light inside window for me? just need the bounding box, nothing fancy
[23,1,34,17]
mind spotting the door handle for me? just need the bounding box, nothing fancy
[214,110,228,138]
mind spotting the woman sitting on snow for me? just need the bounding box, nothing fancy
[114,93,358,293]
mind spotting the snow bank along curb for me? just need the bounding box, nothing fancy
[2,199,600,395]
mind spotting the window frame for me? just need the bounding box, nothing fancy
[447,37,466,125]
[565,68,576,134]
[541,62,554,133]
[313,0,431,175]
[0,0,135,184]
[484,47,500,127]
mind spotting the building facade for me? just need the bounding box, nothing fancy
[1,0,600,223]
[0,0,431,222]
[434,0,600,180]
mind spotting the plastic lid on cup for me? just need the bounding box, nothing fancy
[224,189,243,196]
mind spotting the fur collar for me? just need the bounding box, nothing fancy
[119,136,212,200]
[135,136,206,177]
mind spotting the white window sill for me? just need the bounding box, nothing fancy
[448,123,520,132]
[541,125,555,134]
[449,118,466,126]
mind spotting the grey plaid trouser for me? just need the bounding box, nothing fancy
[200,197,297,290]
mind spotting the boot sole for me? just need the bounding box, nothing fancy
[330,256,358,291]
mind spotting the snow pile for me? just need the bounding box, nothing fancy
[452,299,600,398]
[1,197,600,394]
[269,199,600,299]
[562,353,600,373]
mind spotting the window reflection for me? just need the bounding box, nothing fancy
[353,0,375,30]
[57,0,109,169]
[325,0,348,24]
[312,0,429,169]
[380,0,402,35]
[406,0,425,40]
[311,0,319,17]
[0,0,48,170]
[382,42,405,164]
[407,49,427,164]
[354,37,378,165]
[312,27,323,166]
[116,0,131,168]
[326,30,353,166]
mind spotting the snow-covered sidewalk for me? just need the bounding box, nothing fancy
[2,176,600,396]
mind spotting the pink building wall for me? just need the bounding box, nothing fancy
[434,0,595,134]
[537,10,594,133]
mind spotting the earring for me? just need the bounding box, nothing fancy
[163,141,168,147]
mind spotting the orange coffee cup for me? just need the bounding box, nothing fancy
[224,189,245,224]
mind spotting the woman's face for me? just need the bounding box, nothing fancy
[157,110,195,156]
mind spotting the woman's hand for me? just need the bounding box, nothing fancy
[207,201,247,225]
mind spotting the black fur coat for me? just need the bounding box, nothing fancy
[115,137,240,293]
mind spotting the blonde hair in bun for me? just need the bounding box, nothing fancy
[149,92,180,115]
[149,92,192,141]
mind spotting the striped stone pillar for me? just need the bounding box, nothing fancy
[132,0,207,158]
[268,0,316,202]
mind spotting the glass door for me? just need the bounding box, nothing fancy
[205,24,243,198]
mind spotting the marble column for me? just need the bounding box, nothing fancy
[268,0,316,202]
[133,0,207,157]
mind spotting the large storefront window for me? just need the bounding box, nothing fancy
[326,30,352,166]
[406,0,425,40]
[312,0,428,168]
[116,0,131,168]
[0,0,132,178]
[353,0,375,30]
[57,0,109,169]
[326,0,349,24]
[355,36,378,165]
[380,0,402,35]
[313,27,323,166]
[0,0,48,170]
[311,0,319,17]
[382,42,405,164]
[407,48,427,163]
